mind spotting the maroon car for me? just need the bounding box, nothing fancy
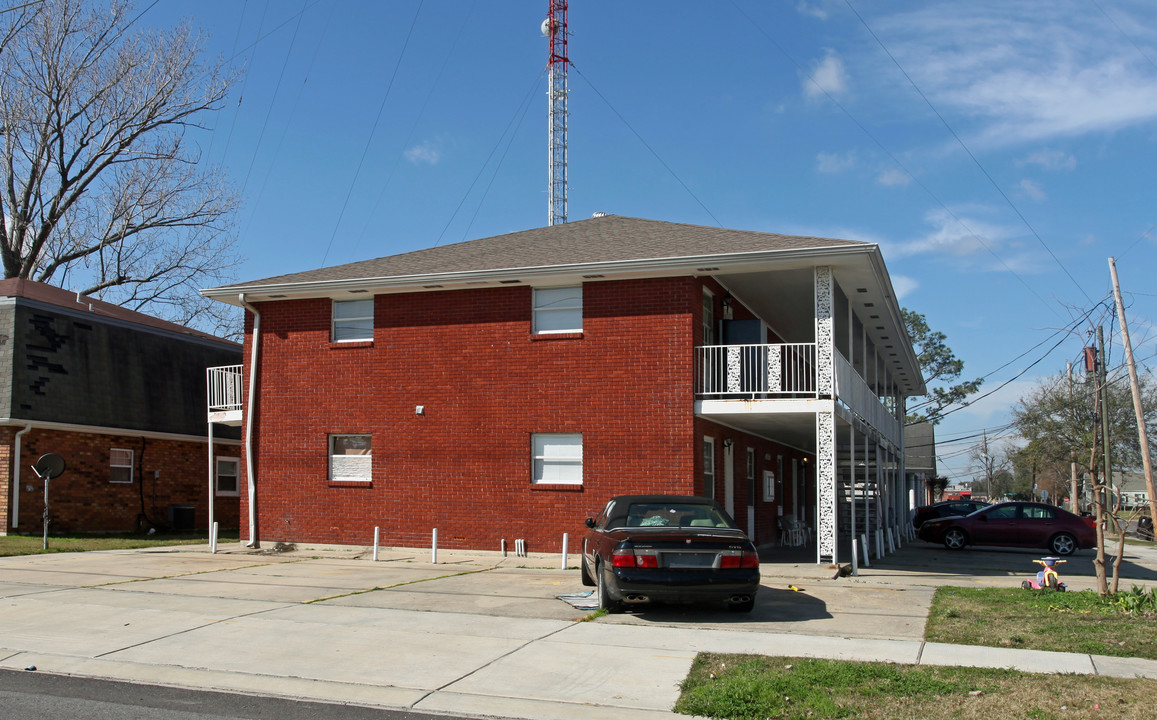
[917,501,1096,556]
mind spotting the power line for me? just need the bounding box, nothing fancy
[729,1,1063,319]
[570,64,722,228]
[321,1,425,266]
[843,0,1093,305]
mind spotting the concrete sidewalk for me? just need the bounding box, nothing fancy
[1,542,1156,719]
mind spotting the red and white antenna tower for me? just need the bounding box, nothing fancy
[543,1,569,226]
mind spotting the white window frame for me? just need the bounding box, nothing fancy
[329,434,373,483]
[703,436,715,498]
[532,433,583,484]
[763,470,776,502]
[110,448,133,484]
[215,456,241,497]
[532,286,582,334]
[332,299,374,342]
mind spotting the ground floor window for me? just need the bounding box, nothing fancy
[532,433,582,484]
[110,448,133,484]
[216,457,240,496]
[330,435,372,482]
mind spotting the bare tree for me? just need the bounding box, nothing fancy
[0,0,242,336]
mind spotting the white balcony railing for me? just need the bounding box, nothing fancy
[834,353,900,442]
[695,343,816,398]
[207,365,244,414]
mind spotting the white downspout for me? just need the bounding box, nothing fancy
[10,425,33,531]
[238,293,261,549]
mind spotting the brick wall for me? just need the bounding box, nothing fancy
[241,278,702,551]
[4,427,239,533]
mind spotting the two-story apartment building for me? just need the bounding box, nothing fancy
[204,215,924,562]
[1,279,242,535]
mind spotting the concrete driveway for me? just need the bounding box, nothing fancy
[2,539,1155,719]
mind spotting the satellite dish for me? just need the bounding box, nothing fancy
[541,17,556,36]
[34,453,66,479]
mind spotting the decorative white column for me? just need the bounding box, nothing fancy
[815,266,837,562]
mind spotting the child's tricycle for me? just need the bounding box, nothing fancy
[1021,557,1066,591]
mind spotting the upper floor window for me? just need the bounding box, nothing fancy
[533,286,582,333]
[110,448,133,484]
[332,299,374,342]
[532,433,583,484]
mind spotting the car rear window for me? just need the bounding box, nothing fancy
[621,502,736,528]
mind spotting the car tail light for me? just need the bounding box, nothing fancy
[720,550,759,568]
[612,548,658,568]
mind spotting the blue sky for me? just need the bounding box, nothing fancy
[145,0,1157,485]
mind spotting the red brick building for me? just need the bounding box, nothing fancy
[204,216,924,562]
[1,280,242,535]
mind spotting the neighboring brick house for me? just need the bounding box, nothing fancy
[0,279,242,534]
[204,215,925,562]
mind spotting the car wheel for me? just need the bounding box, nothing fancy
[580,555,595,587]
[596,561,621,613]
[1049,532,1077,556]
[727,598,755,613]
[943,528,967,550]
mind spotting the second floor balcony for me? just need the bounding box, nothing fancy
[207,364,244,426]
[695,343,899,441]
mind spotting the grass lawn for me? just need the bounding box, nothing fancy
[677,653,1157,720]
[0,531,239,557]
[926,586,1157,659]
[677,587,1157,719]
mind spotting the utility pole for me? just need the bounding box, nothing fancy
[1109,257,1155,543]
[1067,361,1080,513]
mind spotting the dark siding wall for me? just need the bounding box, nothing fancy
[0,303,14,418]
[11,304,241,436]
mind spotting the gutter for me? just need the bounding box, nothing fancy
[10,425,32,530]
[237,293,261,549]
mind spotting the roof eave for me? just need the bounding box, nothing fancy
[201,243,876,306]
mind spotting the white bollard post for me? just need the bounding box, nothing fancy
[876,529,885,559]
[373,526,380,562]
[210,521,218,554]
[886,527,895,553]
[501,538,507,557]
[851,538,860,576]
[431,528,438,564]
[560,533,569,570]
[861,533,871,567]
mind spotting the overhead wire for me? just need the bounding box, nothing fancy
[433,69,546,248]
[352,0,478,256]
[729,1,1063,319]
[570,64,723,228]
[321,0,425,266]
[842,0,1094,306]
[243,1,337,237]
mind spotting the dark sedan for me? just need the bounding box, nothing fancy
[911,500,990,528]
[917,501,1096,555]
[581,495,760,613]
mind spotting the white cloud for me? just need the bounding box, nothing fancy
[804,50,849,99]
[404,141,441,165]
[1018,179,1046,201]
[816,150,857,173]
[890,274,919,299]
[889,207,1017,259]
[1018,148,1077,170]
[796,1,836,20]
[869,1,1157,146]
[876,168,911,187]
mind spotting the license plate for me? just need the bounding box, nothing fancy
[664,552,716,568]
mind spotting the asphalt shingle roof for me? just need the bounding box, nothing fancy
[226,215,866,289]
